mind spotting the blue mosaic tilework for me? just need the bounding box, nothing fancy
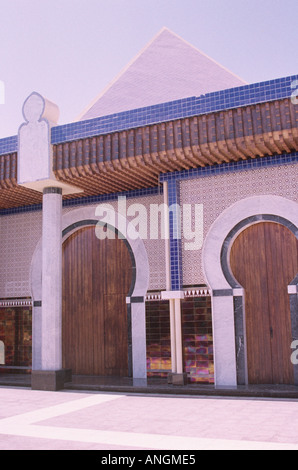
[161,150,298,292]
[51,74,298,145]
[159,152,298,183]
[62,185,162,208]
[0,185,162,217]
[0,202,42,216]
[0,135,18,155]
[168,179,183,291]
[0,74,297,155]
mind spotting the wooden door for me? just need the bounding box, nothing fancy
[62,226,133,376]
[230,222,298,385]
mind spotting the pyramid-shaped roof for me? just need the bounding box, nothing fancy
[78,27,247,121]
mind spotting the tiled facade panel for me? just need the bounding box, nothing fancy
[0,211,42,298]
[0,193,166,298]
[1,161,297,298]
[180,163,298,286]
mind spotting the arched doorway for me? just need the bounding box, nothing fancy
[202,196,298,387]
[31,205,149,380]
[230,222,298,385]
[62,225,133,377]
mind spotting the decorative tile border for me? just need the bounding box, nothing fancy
[1,74,297,155]
[0,135,17,156]
[0,298,32,308]
[50,74,298,145]
[146,292,162,302]
[183,287,211,298]
[145,287,211,302]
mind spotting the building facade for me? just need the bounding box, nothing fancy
[0,29,297,390]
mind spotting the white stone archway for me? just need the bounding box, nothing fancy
[202,195,298,387]
[30,205,150,380]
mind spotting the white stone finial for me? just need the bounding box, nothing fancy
[18,92,53,187]
[23,92,44,123]
[22,92,60,125]
[17,92,82,195]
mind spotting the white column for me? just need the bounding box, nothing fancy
[131,301,147,380]
[163,181,171,292]
[169,299,177,374]
[174,298,183,375]
[161,291,187,384]
[212,295,237,387]
[41,187,63,371]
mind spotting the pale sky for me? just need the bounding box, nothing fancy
[0,0,297,139]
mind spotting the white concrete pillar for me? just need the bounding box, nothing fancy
[174,298,183,375]
[211,295,237,387]
[17,92,81,390]
[131,301,147,380]
[163,181,171,292]
[169,299,177,374]
[163,181,178,375]
[161,291,187,384]
[41,187,63,371]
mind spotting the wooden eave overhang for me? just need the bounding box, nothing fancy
[0,97,297,210]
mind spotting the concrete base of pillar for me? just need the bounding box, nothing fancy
[167,372,188,386]
[31,369,72,391]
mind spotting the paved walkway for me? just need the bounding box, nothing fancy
[0,386,298,450]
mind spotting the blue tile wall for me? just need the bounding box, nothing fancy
[168,179,183,291]
[0,135,18,155]
[0,74,297,156]
[50,74,298,145]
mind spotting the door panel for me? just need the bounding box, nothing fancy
[264,223,297,384]
[62,226,132,376]
[230,223,272,383]
[230,222,297,385]
[104,294,128,375]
